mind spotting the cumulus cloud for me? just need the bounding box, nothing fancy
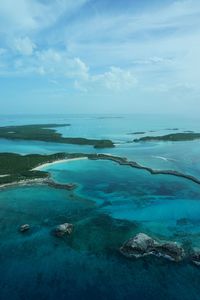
[33,49,89,81]
[6,46,137,92]
[92,67,138,91]
[1,0,200,109]
[13,37,36,56]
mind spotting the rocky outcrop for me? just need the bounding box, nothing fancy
[46,180,77,190]
[120,233,185,262]
[19,224,30,232]
[190,249,200,266]
[54,223,73,237]
[90,154,200,186]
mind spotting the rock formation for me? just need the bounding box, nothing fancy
[54,223,73,237]
[19,224,30,232]
[120,233,185,262]
[190,249,200,266]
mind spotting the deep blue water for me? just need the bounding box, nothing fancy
[0,114,200,300]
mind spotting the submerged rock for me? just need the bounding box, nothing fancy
[54,223,73,237]
[120,233,185,262]
[155,242,185,262]
[120,233,158,258]
[19,224,30,232]
[190,249,200,266]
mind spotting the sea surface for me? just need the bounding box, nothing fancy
[0,114,200,300]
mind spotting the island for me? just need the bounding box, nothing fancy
[165,128,179,131]
[134,132,200,142]
[1,152,200,188]
[0,124,115,149]
[0,152,80,189]
[127,131,146,135]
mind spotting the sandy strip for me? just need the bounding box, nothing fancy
[0,178,45,189]
[32,157,88,171]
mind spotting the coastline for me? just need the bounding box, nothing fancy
[0,177,77,191]
[32,157,88,170]
[0,178,45,190]
[0,157,88,189]
[1,153,200,190]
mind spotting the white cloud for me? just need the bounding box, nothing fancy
[33,49,89,81]
[0,0,89,34]
[0,0,37,33]
[13,37,36,56]
[92,67,138,91]
[0,0,200,107]
[73,58,89,80]
[8,47,137,92]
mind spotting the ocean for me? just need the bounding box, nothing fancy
[0,114,200,300]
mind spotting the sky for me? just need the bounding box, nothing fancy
[0,0,200,114]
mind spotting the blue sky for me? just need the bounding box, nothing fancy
[0,0,200,114]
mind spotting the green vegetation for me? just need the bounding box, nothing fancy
[0,152,67,185]
[134,133,200,142]
[165,128,179,131]
[0,124,115,149]
[1,152,200,187]
[128,131,146,135]
[93,140,114,148]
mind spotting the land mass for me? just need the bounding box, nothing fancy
[134,132,200,142]
[1,152,200,188]
[128,131,146,135]
[0,152,78,189]
[0,124,115,149]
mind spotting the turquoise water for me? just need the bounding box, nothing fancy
[0,182,200,300]
[1,114,200,176]
[0,114,200,299]
[41,159,200,244]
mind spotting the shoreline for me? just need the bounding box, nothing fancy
[32,157,88,170]
[0,178,45,190]
[0,177,77,191]
[1,153,200,190]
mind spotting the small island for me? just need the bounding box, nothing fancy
[0,124,115,149]
[128,131,146,135]
[134,132,200,142]
[165,128,179,131]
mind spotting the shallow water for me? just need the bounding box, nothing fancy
[41,159,200,244]
[0,114,200,299]
[0,183,200,300]
[1,114,200,176]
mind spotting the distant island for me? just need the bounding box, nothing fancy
[165,128,179,131]
[128,131,146,135]
[0,124,115,149]
[134,132,200,142]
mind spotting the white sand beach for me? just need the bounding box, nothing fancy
[32,157,88,170]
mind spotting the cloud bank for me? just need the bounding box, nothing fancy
[0,0,200,113]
